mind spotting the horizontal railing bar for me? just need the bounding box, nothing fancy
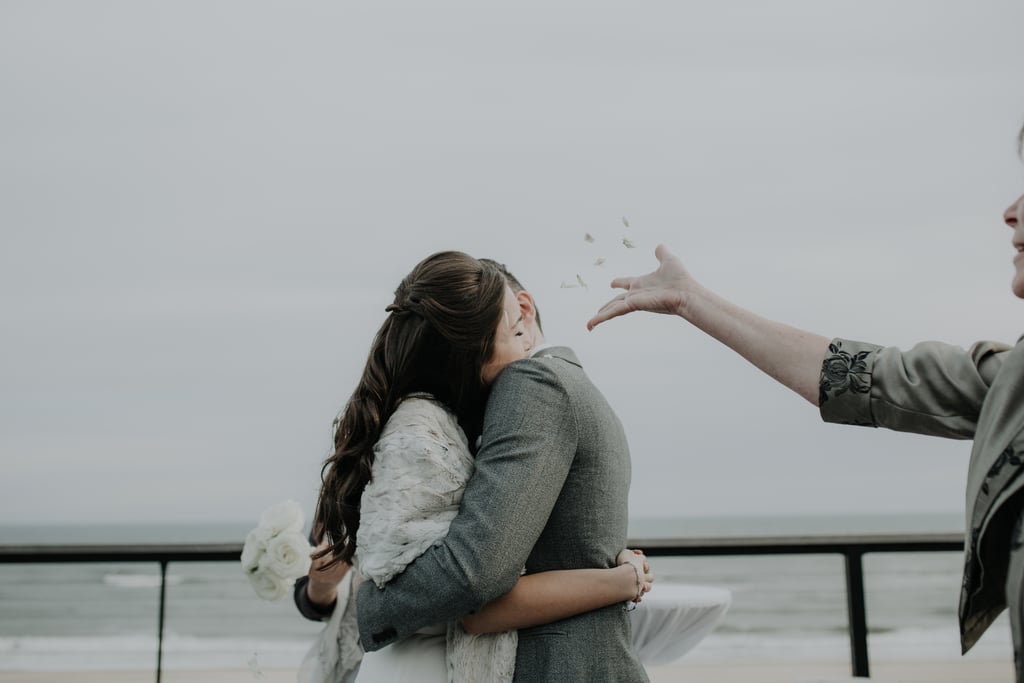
[0,533,966,563]
[631,532,963,556]
[0,543,242,563]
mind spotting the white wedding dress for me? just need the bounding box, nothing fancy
[300,395,516,683]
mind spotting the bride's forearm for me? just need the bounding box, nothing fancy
[305,579,338,608]
[460,565,637,635]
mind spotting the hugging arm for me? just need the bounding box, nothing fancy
[356,361,582,651]
[588,244,831,405]
[461,550,652,635]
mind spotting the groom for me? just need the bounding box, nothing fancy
[355,260,648,682]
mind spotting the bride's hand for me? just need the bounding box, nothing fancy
[617,548,654,603]
[307,540,351,607]
[587,244,697,330]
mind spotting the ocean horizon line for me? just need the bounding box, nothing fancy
[0,510,966,546]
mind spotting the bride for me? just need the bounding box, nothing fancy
[295,251,652,682]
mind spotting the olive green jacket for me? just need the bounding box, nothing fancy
[819,336,1023,652]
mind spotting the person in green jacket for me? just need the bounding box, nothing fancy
[587,125,1024,680]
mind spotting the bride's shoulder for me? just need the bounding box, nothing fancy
[382,394,464,442]
[393,392,451,419]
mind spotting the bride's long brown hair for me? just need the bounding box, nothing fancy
[313,251,506,566]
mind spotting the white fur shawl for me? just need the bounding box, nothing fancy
[300,395,516,683]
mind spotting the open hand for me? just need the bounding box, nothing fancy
[587,244,694,330]
[617,548,654,602]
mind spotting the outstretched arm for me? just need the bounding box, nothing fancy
[462,549,653,635]
[588,244,831,405]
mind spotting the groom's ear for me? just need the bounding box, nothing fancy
[516,290,537,325]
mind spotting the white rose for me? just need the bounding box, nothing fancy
[247,564,291,601]
[240,526,271,573]
[263,530,314,581]
[258,500,305,536]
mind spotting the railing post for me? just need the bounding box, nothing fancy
[157,560,168,683]
[844,550,870,677]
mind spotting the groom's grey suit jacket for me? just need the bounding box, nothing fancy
[356,346,648,682]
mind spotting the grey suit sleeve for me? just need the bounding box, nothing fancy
[355,359,578,651]
[819,337,1010,439]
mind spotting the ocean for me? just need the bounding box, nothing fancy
[0,513,1013,672]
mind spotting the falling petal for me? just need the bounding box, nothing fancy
[621,216,630,228]
[560,280,580,289]
[622,237,636,249]
[248,651,266,679]
[576,274,588,289]
[594,257,606,267]
[584,232,595,243]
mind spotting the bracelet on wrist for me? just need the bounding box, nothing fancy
[623,562,642,611]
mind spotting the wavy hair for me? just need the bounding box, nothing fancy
[313,251,506,565]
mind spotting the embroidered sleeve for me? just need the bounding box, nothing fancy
[819,339,882,427]
[820,337,1008,439]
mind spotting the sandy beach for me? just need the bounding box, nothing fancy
[650,657,1014,682]
[0,658,1014,683]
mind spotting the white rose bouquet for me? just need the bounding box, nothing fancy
[241,500,314,601]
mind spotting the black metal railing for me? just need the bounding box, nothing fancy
[0,532,965,680]
[0,543,240,683]
[630,532,965,678]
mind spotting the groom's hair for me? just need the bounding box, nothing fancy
[479,258,543,332]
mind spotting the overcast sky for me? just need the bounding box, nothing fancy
[3,1,1024,529]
